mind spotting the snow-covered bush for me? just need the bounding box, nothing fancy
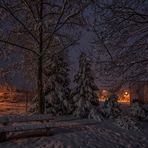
[114,115,141,131]
[102,95,121,118]
[29,95,38,114]
[130,101,148,121]
[88,107,103,122]
[72,52,99,118]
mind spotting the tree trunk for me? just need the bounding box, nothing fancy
[37,56,44,113]
[37,0,44,114]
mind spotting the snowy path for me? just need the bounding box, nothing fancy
[0,119,148,148]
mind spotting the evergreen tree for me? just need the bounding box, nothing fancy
[72,52,99,118]
[44,51,71,115]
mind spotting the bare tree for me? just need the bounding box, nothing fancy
[91,0,148,92]
[0,0,91,113]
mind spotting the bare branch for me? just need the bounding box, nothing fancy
[21,0,37,22]
[0,0,39,44]
[0,39,39,56]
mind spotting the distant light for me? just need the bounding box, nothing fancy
[124,91,128,95]
[102,90,107,93]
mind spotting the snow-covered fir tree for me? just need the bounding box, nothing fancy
[72,52,99,118]
[44,50,71,115]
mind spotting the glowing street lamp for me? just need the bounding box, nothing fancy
[124,91,128,95]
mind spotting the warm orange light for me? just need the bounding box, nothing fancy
[0,85,17,100]
[118,90,130,103]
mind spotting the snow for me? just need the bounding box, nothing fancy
[44,51,71,115]
[72,52,99,118]
[88,108,103,122]
[130,102,148,121]
[99,95,121,119]
[0,100,148,148]
[0,118,97,133]
[0,114,54,124]
[114,115,141,131]
[0,118,148,148]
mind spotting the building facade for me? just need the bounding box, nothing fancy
[130,81,148,104]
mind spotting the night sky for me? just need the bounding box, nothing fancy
[0,5,95,90]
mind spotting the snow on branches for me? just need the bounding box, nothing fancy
[44,51,71,116]
[130,101,148,121]
[102,95,121,119]
[72,52,99,118]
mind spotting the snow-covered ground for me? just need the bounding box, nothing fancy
[0,118,148,148]
[0,102,148,148]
